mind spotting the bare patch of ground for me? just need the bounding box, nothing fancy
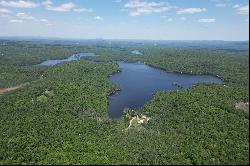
[235,102,249,117]
[125,114,151,131]
[0,83,29,95]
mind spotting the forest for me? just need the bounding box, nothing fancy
[0,39,249,165]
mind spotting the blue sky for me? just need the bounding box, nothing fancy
[0,0,249,40]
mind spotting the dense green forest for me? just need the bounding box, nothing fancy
[0,39,249,165]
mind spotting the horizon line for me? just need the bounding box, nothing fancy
[0,35,249,42]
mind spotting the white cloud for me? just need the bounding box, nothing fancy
[124,0,171,16]
[0,0,38,8]
[234,4,249,15]
[9,19,23,23]
[129,11,140,16]
[160,15,173,22]
[210,0,231,8]
[0,8,12,14]
[198,18,216,23]
[233,4,240,8]
[73,8,93,13]
[16,12,35,20]
[95,16,103,20]
[125,0,164,9]
[42,0,91,13]
[177,8,206,14]
[45,2,76,12]
[42,0,52,7]
[40,18,48,22]
[210,0,230,3]
[137,6,168,14]
[215,3,227,7]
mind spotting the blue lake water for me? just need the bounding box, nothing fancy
[108,61,223,118]
[36,52,97,66]
[35,54,222,119]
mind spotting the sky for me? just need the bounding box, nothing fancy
[0,0,249,41]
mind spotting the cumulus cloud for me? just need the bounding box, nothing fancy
[210,0,231,8]
[40,18,48,22]
[9,19,23,23]
[125,0,164,8]
[210,0,230,3]
[197,18,216,23]
[94,16,103,20]
[215,3,227,7]
[16,12,35,20]
[42,0,92,13]
[0,0,38,8]
[233,4,240,8]
[233,4,249,15]
[0,8,12,14]
[41,0,52,7]
[160,15,173,21]
[44,1,76,12]
[73,8,93,13]
[124,0,171,16]
[14,12,50,23]
[129,11,140,16]
[177,8,206,14]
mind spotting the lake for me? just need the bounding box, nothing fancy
[108,61,222,118]
[36,52,97,66]
[36,54,222,119]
